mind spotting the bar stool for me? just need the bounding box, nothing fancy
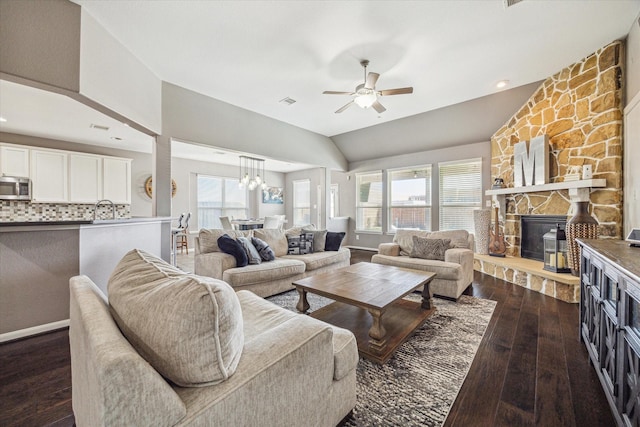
[176,213,191,254]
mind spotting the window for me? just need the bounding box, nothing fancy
[356,171,383,232]
[439,159,482,233]
[330,184,339,218]
[388,166,432,232]
[293,179,311,226]
[197,175,247,229]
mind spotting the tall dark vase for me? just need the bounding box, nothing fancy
[566,201,599,276]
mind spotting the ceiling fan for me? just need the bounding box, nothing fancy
[323,59,413,114]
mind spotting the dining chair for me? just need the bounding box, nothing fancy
[219,216,234,230]
[262,216,281,229]
[276,214,286,230]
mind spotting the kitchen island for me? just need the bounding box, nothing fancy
[0,217,171,341]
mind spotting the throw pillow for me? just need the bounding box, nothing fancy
[217,234,248,267]
[253,228,288,257]
[410,236,452,261]
[108,249,244,387]
[236,236,261,265]
[393,229,431,256]
[199,229,252,253]
[251,237,276,261]
[287,232,314,255]
[308,229,327,252]
[325,231,345,251]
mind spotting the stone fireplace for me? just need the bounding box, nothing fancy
[520,215,567,261]
[473,40,624,303]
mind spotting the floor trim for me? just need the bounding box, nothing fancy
[0,319,70,343]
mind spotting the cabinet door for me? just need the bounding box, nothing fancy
[103,157,131,204]
[30,150,68,202]
[69,154,102,203]
[0,145,30,177]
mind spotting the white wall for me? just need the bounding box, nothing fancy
[340,141,491,249]
[627,13,640,105]
[79,10,162,134]
[625,14,640,236]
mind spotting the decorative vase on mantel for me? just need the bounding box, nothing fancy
[566,201,599,276]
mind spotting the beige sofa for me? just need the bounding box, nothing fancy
[194,228,350,297]
[371,229,474,300]
[69,249,358,427]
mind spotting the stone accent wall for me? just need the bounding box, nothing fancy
[0,201,130,222]
[491,41,624,256]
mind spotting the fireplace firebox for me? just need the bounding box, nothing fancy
[520,215,567,261]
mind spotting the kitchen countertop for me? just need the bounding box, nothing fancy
[0,217,172,231]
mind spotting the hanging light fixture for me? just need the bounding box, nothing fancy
[239,155,268,191]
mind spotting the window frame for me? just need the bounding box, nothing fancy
[387,164,433,233]
[438,158,483,233]
[355,170,383,233]
[292,179,311,226]
[196,174,248,229]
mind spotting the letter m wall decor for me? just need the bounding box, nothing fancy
[513,135,549,187]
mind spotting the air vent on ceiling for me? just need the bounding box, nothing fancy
[279,97,296,106]
[90,123,110,131]
[503,0,523,8]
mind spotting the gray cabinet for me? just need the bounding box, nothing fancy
[579,240,640,427]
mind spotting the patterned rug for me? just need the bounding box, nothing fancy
[267,291,496,427]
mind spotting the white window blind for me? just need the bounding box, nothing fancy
[356,171,383,232]
[438,159,482,233]
[197,175,248,229]
[388,166,432,232]
[293,179,311,226]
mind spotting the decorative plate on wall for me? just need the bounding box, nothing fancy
[145,176,177,198]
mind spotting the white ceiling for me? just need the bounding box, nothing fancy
[73,0,639,138]
[1,1,638,169]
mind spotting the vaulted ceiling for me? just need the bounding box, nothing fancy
[2,1,638,166]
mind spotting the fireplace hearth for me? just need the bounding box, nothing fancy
[520,215,567,261]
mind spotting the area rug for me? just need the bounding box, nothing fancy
[267,291,496,427]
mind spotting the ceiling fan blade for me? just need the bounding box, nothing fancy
[379,87,414,96]
[335,101,354,114]
[365,72,380,89]
[323,91,354,95]
[372,100,386,114]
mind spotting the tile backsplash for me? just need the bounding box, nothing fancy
[0,201,131,222]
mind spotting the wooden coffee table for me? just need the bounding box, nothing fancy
[293,262,436,364]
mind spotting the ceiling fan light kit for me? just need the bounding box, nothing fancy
[323,59,413,114]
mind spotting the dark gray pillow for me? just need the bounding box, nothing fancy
[410,236,451,261]
[251,237,275,261]
[217,234,248,267]
[236,236,261,265]
[287,233,314,255]
[325,232,345,251]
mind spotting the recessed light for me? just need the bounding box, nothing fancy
[123,123,130,127]
[0,117,7,122]
[496,80,509,89]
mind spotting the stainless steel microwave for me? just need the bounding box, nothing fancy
[0,176,32,200]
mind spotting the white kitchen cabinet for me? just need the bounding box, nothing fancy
[69,153,103,203]
[30,149,68,202]
[0,144,30,177]
[103,157,131,204]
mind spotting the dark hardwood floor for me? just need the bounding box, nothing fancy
[0,249,614,426]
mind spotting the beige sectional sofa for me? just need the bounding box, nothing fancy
[194,228,350,297]
[371,229,475,300]
[69,249,358,426]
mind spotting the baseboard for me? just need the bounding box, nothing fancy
[0,319,69,343]
[345,245,379,252]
